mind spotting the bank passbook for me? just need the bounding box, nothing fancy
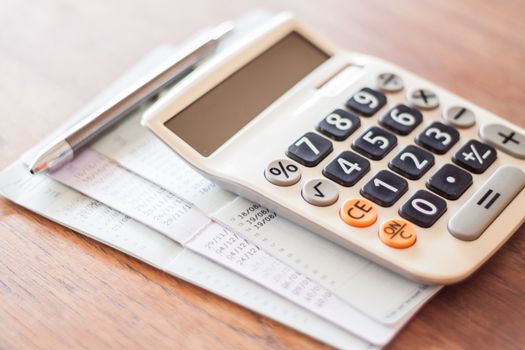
[142,12,525,284]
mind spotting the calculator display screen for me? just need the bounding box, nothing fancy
[164,32,330,156]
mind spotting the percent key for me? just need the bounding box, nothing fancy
[265,159,302,186]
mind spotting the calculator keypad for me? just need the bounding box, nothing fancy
[399,190,447,228]
[379,104,423,135]
[452,140,497,174]
[268,68,524,253]
[323,151,370,187]
[389,145,435,180]
[345,87,386,116]
[352,126,397,160]
[287,132,333,167]
[361,170,409,207]
[416,121,460,154]
[317,109,361,141]
[426,164,472,200]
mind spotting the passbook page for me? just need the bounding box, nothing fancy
[211,197,438,323]
[48,149,401,345]
[0,162,373,350]
[49,148,210,244]
[1,162,181,268]
[92,113,440,324]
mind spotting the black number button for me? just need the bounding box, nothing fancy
[360,170,409,207]
[352,126,397,160]
[452,140,497,174]
[379,104,423,135]
[317,109,361,141]
[345,87,387,117]
[426,164,473,200]
[399,190,447,228]
[286,132,333,167]
[389,145,435,180]
[323,151,370,187]
[416,122,460,154]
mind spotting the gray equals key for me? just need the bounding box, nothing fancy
[448,166,525,241]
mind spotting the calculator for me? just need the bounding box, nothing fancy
[142,12,525,284]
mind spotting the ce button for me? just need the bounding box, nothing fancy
[340,198,378,228]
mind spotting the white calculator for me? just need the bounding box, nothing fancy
[142,12,525,284]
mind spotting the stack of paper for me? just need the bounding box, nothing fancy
[0,19,441,348]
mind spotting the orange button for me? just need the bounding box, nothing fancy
[340,198,377,227]
[379,218,417,249]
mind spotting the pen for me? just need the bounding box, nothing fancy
[29,21,233,174]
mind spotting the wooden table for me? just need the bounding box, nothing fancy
[1,1,524,348]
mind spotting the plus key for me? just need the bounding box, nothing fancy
[480,124,525,159]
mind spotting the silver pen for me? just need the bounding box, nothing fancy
[29,21,233,174]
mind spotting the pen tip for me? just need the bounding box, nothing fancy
[29,162,49,175]
[29,140,73,175]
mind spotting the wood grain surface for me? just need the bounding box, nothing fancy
[1,0,524,349]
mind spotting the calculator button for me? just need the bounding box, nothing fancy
[480,123,525,159]
[448,166,525,241]
[264,159,302,187]
[352,126,398,160]
[406,88,439,110]
[399,190,447,228]
[323,151,370,187]
[345,87,387,116]
[442,106,476,128]
[379,218,417,249]
[379,104,423,135]
[389,145,435,180]
[286,132,333,167]
[317,109,361,141]
[340,198,377,228]
[376,72,404,92]
[416,122,460,154]
[302,179,339,207]
[426,164,472,200]
[452,140,497,174]
[360,170,408,207]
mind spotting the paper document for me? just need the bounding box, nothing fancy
[0,162,373,350]
[50,148,209,243]
[49,149,404,345]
